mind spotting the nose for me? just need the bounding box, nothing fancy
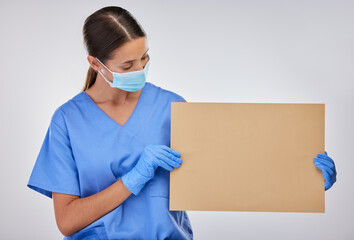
[140,60,149,71]
[133,56,149,71]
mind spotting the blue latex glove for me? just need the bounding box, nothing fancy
[313,151,337,191]
[121,144,183,195]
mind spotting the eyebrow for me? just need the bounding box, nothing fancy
[121,48,149,65]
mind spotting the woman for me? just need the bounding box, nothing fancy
[27,5,337,240]
[27,6,193,240]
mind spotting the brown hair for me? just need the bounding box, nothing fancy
[81,6,147,91]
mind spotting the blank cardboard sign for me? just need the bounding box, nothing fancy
[170,103,325,213]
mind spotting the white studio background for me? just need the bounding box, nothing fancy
[1,0,353,239]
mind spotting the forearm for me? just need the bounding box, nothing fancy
[61,178,132,236]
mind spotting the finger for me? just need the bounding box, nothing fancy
[314,162,325,172]
[333,175,337,184]
[314,155,337,176]
[325,151,328,155]
[157,160,174,171]
[318,165,333,184]
[315,159,336,176]
[317,153,334,162]
[322,169,332,190]
[159,145,181,157]
[313,158,335,169]
[149,146,183,167]
[315,162,334,176]
[154,151,181,168]
[316,164,336,191]
[157,148,183,164]
[314,161,325,171]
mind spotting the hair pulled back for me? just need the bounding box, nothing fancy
[82,6,146,91]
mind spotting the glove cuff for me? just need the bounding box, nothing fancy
[121,167,151,195]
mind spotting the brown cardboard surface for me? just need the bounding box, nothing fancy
[170,103,325,213]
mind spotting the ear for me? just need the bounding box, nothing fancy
[87,55,102,72]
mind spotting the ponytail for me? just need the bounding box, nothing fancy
[81,67,97,92]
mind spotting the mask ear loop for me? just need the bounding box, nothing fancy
[95,57,113,74]
[95,57,114,85]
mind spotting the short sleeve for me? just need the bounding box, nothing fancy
[172,93,187,103]
[27,107,80,199]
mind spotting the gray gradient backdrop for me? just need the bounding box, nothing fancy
[1,0,353,239]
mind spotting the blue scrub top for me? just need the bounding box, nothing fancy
[27,82,194,240]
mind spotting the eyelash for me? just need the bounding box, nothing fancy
[123,55,149,70]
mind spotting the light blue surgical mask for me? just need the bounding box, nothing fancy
[95,57,150,92]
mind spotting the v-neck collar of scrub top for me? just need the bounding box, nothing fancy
[81,82,150,135]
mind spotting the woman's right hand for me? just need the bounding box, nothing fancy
[121,144,183,195]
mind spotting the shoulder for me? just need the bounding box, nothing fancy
[146,81,187,103]
[50,92,86,129]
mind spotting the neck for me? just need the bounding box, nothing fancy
[84,74,141,105]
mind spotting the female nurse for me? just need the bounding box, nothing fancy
[27,5,337,240]
[27,6,193,240]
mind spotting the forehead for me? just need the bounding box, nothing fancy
[110,37,148,63]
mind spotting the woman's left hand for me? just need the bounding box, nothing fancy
[313,151,337,191]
